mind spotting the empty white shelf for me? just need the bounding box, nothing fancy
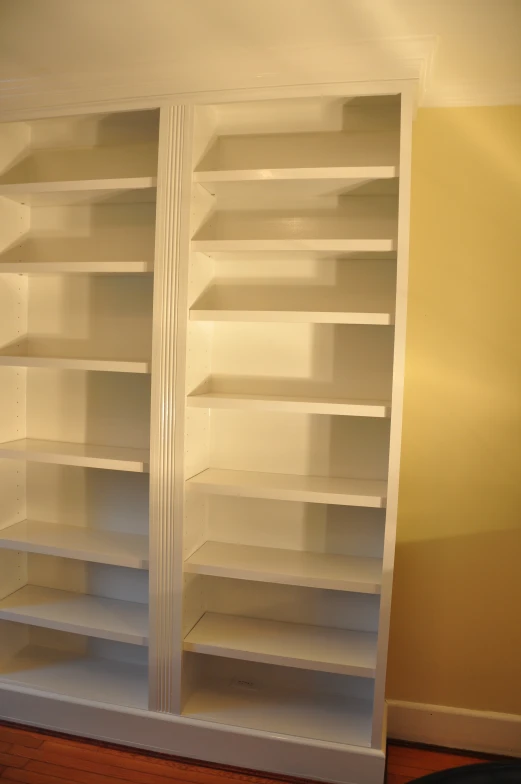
[183,680,373,747]
[195,166,396,184]
[0,177,157,206]
[190,307,392,325]
[193,239,396,254]
[185,612,377,677]
[0,645,148,709]
[0,585,149,645]
[192,201,398,254]
[0,261,154,274]
[187,392,391,418]
[0,439,149,472]
[185,541,382,594]
[0,520,149,569]
[188,469,386,508]
[194,130,399,182]
[0,353,151,373]
[189,280,395,325]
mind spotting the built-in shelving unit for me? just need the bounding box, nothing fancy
[0,88,412,784]
[0,109,158,710]
[175,90,407,767]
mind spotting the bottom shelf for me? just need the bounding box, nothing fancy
[0,644,148,710]
[183,680,373,747]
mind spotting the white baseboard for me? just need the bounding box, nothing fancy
[387,700,521,758]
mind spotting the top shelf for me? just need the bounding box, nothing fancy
[0,177,157,207]
[195,130,399,184]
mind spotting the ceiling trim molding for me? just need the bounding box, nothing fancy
[0,36,436,121]
[423,82,521,108]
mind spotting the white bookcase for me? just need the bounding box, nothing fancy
[0,83,413,784]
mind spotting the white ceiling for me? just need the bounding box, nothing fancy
[0,0,520,114]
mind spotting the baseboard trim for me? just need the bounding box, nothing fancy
[387,700,521,758]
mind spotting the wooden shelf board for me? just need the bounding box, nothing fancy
[189,309,392,325]
[0,261,154,274]
[185,541,382,594]
[0,584,149,645]
[194,166,397,184]
[0,177,157,206]
[194,129,399,187]
[0,438,149,473]
[187,391,391,417]
[0,354,151,373]
[188,469,386,508]
[0,520,149,569]
[192,239,396,253]
[0,644,148,709]
[183,681,373,747]
[185,612,377,677]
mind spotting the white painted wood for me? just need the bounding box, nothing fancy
[209,321,394,405]
[187,391,391,417]
[0,86,412,779]
[190,280,394,325]
[0,262,153,274]
[388,700,521,759]
[185,541,382,594]
[184,680,374,748]
[0,203,156,268]
[196,167,397,185]
[191,308,393,325]
[148,105,193,713]
[0,689,386,784]
[371,88,414,749]
[193,239,395,253]
[195,129,399,174]
[0,585,149,645]
[193,198,397,247]
[0,520,149,569]
[0,439,149,472]
[0,644,148,709]
[0,352,150,373]
[0,178,157,206]
[185,612,377,677]
[189,469,387,508]
[207,498,385,561]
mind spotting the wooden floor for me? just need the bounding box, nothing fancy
[0,721,490,784]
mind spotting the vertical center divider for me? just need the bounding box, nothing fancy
[149,104,194,713]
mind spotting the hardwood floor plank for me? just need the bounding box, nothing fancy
[387,763,434,779]
[0,730,43,750]
[2,767,134,784]
[38,740,276,784]
[24,758,184,784]
[386,774,415,784]
[0,753,27,769]
[388,747,484,772]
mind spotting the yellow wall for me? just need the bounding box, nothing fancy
[388,106,521,714]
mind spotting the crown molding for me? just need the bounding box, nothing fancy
[0,36,436,121]
[422,82,521,108]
